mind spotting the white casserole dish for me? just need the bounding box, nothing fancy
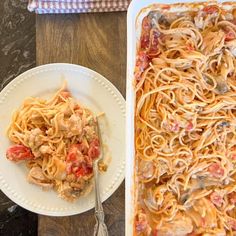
[126,0,236,235]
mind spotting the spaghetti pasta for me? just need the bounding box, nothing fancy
[134,2,236,236]
[6,83,102,201]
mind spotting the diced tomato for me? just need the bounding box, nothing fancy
[86,166,93,174]
[67,143,88,162]
[67,153,76,162]
[77,143,88,155]
[140,37,150,51]
[88,138,100,159]
[136,51,149,69]
[90,138,100,147]
[66,144,78,162]
[225,30,235,41]
[210,192,224,207]
[141,35,150,51]
[135,51,151,80]
[75,166,93,177]
[186,121,194,131]
[6,144,34,162]
[66,143,92,177]
[142,16,151,31]
[140,16,160,55]
[228,192,236,204]
[203,5,219,14]
[228,219,236,230]
[208,163,224,178]
[140,16,151,50]
[75,166,85,177]
[152,229,158,236]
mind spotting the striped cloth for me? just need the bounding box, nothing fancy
[28,0,131,14]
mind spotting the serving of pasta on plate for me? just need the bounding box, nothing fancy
[6,83,105,202]
[134,1,236,235]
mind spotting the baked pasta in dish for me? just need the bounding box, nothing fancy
[134,2,236,235]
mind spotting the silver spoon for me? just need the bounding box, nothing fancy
[93,118,109,236]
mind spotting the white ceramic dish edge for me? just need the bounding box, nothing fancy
[126,1,236,235]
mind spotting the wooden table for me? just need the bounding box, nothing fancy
[36,12,126,236]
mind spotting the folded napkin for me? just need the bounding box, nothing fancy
[28,0,131,14]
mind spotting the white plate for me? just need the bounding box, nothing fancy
[0,63,125,216]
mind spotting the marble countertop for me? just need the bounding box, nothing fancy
[0,1,37,235]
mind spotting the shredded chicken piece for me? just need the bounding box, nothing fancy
[194,16,205,29]
[67,114,83,137]
[39,145,53,154]
[201,30,225,55]
[214,76,229,94]
[84,125,96,141]
[57,180,92,201]
[52,113,67,131]
[188,198,217,229]
[24,128,43,148]
[157,215,193,236]
[139,160,155,179]
[27,166,53,190]
[51,113,85,138]
[23,128,44,157]
[58,182,77,201]
[194,11,218,30]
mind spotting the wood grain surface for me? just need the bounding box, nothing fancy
[36,12,126,236]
